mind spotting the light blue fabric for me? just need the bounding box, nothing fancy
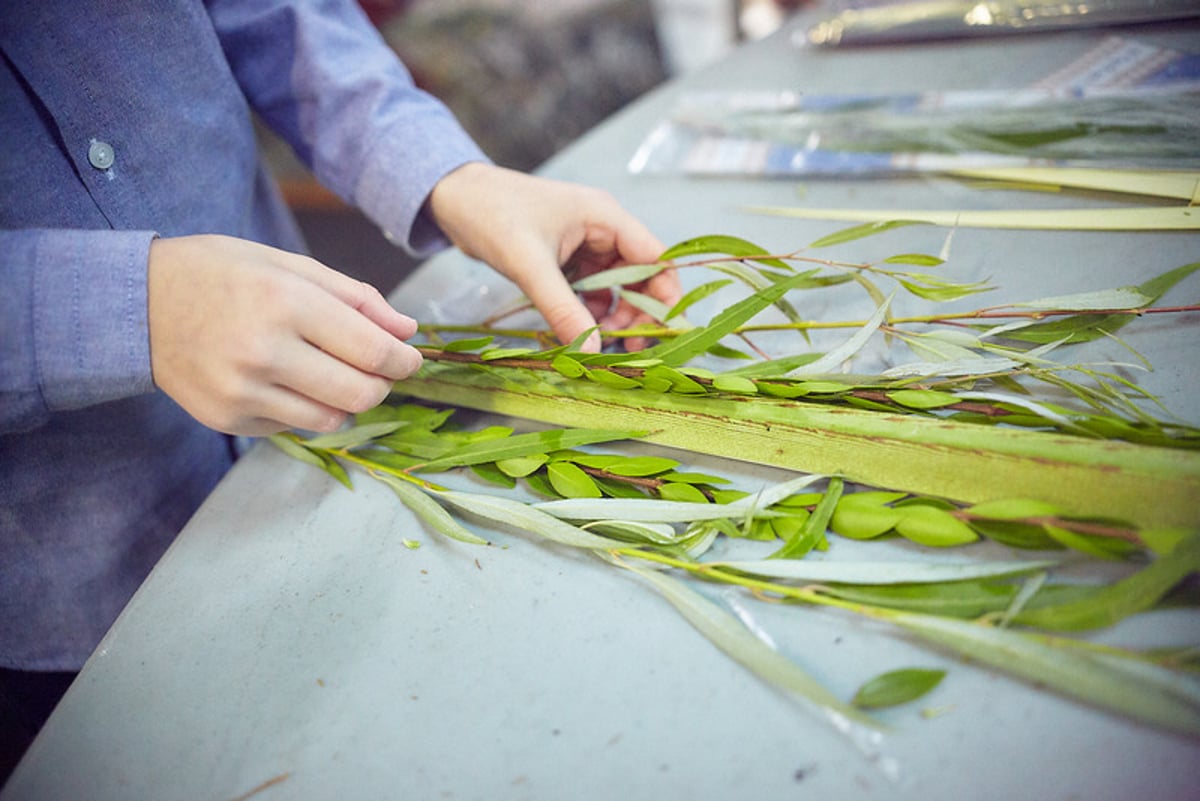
[0,0,487,669]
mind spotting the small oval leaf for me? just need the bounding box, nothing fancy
[852,668,946,709]
[606,456,681,477]
[547,461,603,499]
[895,505,979,547]
[712,375,759,394]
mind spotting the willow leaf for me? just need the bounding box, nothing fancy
[582,520,681,546]
[1013,537,1200,631]
[706,262,806,324]
[618,289,673,323]
[413,428,638,472]
[619,561,880,728]
[658,234,792,271]
[666,279,733,321]
[443,335,495,353]
[895,505,979,547]
[753,206,1200,232]
[996,262,1200,344]
[883,253,944,267]
[269,434,353,489]
[571,262,669,291]
[852,668,945,709]
[714,558,1059,584]
[888,610,1200,736]
[788,295,891,376]
[436,490,619,549]
[480,347,537,361]
[534,496,765,523]
[808,220,928,248]
[770,477,841,559]
[373,473,490,546]
[1014,286,1154,311]
[547,461,603,499]
[637,272,816,367]
[605,456,680,477]
[301,421,408,451]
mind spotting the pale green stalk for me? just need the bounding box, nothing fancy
[393,362,1200,528]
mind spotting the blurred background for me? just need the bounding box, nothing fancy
[262,0,804,292]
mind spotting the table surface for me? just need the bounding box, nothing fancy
[6,11,1200,801]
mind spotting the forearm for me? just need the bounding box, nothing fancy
[206,0,488,256]
[0,228,156,433]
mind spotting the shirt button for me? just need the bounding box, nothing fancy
[88,140,115,170]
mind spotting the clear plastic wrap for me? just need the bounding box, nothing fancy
[802,0,1200,47]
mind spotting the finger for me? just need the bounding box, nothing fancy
[510,255,603,351]
[273,252,420,341]
[296,291,425,380]
[244,384,351,435]
[265,339,399,417]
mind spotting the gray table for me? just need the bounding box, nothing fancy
[6,12,1199,801]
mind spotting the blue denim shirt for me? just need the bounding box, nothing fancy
[0,0,486,669]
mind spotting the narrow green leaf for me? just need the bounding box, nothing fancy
[372,473,490,546]
[414,428,636,472]
[883,254,945,267]
[1015,286,1154,311]
[889,610,1200,736]
[301,420,408,451]
[618,561,880,728]
[852,668,946,709]
[788,295,891,376]
[706,343,755,361]
[898,278,993,303]
[808,220,927,248]
[572,262,670,292]
[1042,524,1137,560]
[582,520,681,545]
[443,335,495,352]
[658,234,792,271]
[270,435,355,489]
[533,496,775,524]
[1014,537,1200,631]
[713,558,1060,585]
[620,290,675,326]
[771,477,842,559]
[638,272,818,367]
[270,433,334,471]
[666,279,733,321]
[437,489,619,549]
[585,369,644,389]
[547,461,603,499]
[480,347,537,361]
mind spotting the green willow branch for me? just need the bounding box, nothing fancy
[420,301,1200,342]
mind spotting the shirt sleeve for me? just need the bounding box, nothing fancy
[205,0,490,257]
[0,228,156,433]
